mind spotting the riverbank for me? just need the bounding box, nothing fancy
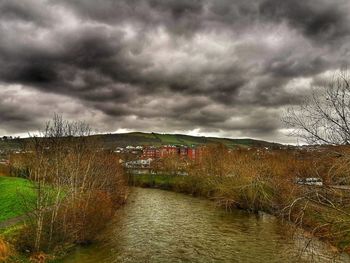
[60,187,350,263]
[0,175,128,262]
[0,200,129,263]
[129,173,350,255]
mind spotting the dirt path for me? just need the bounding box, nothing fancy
[0,215,26,230]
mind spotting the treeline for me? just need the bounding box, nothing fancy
[7,116,128,261]
[131,144,350,254]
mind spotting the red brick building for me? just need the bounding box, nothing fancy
[187,148,196,160]
[159,145,178,158]
[142,147,160,159]
[142,145,203,161]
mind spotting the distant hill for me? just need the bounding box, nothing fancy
[0,132,281,152]
[0,139,23,151]
[93,132,281,149]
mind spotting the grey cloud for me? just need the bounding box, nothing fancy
[0,0,56,27]
[259,0,350,43]
[0,0,349,143]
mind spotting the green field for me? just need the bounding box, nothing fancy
[0,177,36,222]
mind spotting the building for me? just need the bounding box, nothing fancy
[159,145,178,158]
[142,145,203,161]
[187,148,196,160]
[142,147,160,159]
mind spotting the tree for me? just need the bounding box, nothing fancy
[284,71,350,145]
[284,72,350,252]
[19,114,127,253]
[190,144,232,177]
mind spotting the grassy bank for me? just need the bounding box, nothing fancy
[0,177,36,262]
[0,117,131,262]
[0,177,36,222]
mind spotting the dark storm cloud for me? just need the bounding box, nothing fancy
[259,0,350,43]
[0,0,55,27]
[0,0,349,142]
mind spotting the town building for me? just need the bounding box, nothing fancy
[141,145,203,161]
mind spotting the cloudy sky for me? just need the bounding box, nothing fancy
[0,0,349,143]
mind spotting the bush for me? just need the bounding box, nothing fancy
[59,191,115,244]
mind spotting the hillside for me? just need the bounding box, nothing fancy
[93,132,280,148]
[0,132,281,152]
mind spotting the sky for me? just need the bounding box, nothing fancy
[0,0,349,143]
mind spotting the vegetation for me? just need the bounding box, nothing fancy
[130,144,350,254]
[0,238,10,261]
[129,173,184,189]
[1,115,128,262]
[0,177,36,222]
[0,139,23,152]
[0,164,10,177]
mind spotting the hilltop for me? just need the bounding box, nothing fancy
[92,132,280,149]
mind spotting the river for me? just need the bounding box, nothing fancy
[61,188,350,263]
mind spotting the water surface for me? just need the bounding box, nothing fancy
[61,188,350,263]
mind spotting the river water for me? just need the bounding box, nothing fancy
[61,188,350,263]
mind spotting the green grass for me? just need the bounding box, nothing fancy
[149,133,278,147]
[154,134,182,145]
[0,177,36,222]
[130,132,157,139]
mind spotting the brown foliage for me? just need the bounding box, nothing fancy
[29,252,48,263]
[0,238,9,262]
[168,144,350,252]
[0,164,9,177]
[58,191,115,244]
[15,115,128,254]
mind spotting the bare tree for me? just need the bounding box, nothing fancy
[283,71,350,256]
[284,70,350,145]
[19,114,127,253]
